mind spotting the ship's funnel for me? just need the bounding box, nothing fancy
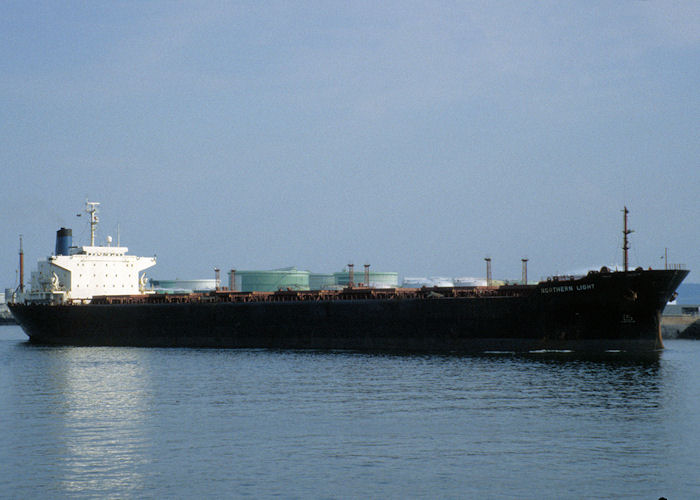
[55,227,72,256]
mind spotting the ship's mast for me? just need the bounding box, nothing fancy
[19,234,24,293]
[622,206,633,272]
[86,200,100,246]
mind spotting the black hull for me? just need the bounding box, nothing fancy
[9,269,688,352]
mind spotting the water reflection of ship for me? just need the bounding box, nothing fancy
[12,344,151,493]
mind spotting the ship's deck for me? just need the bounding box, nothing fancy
[90,285,538,305]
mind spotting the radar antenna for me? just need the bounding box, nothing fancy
[85,200,100,246]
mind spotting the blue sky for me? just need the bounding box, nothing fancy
[2,1,699,287]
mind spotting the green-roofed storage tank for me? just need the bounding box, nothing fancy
[309,273,335,290]
[235,267,310,292]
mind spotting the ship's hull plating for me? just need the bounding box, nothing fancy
[9,269,688,352]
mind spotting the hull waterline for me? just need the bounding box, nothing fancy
[9,269,688,353]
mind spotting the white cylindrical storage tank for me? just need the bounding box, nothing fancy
[401,277,431,288]
[150,279,218,293]
[453,277,487,287]
[429,277,454,287]
[333,270,398,288]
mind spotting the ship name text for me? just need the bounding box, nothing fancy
[540,283,595,294]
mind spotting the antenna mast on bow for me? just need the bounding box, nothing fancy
[622,207,633,272]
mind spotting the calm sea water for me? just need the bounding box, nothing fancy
[2,325,699,499]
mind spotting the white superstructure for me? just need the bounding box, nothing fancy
[15,201,156,305]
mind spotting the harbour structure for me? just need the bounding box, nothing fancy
[8,202,689,352]
[661,303,700,338]
[679,318,700,339]
[0,290,15,324]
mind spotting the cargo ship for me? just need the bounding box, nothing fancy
[8,202,688,352]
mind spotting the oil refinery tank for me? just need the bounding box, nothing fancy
[150,279,218,293]
[401,277,432,288]
[332,269,399,288]
[429,277,454,287]
[309,273,335,290]
[235,267,310,292]
[454,277,487,287]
